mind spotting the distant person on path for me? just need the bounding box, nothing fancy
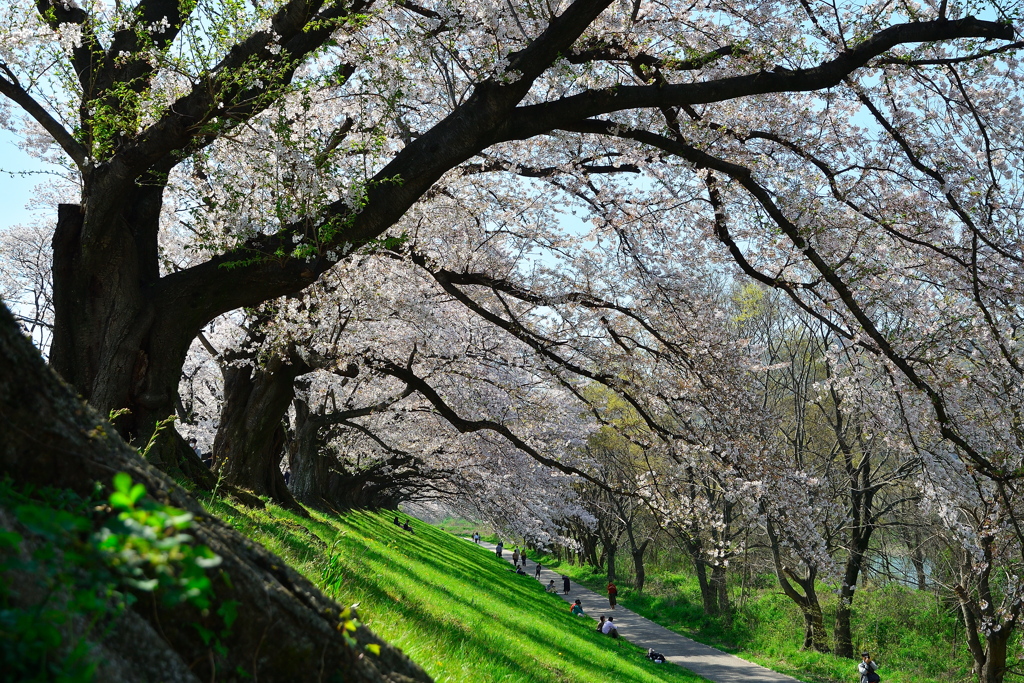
[546,579,557,593]
[534,563,542,579]
[570,599,584,616]
[601,617,619,638]
[496,542,503,558]
[562,575,571,594]
[859,653,880,683]
[596,616,607,633]
[512,548,520,566]
[472,531,480,544]
[607,581,618,609]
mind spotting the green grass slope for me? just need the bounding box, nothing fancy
[204,498,706,683]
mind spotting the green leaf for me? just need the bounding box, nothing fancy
[125,577,159,591]
[218,600,240,629]
[193,623,214,645]
[113,472,132,495]
[109,492,133,510]
[128,483,146,505]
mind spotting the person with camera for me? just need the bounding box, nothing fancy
[858,653,880,683]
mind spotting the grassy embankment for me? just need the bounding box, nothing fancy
[203,496,707,683]
[528,553,980,683]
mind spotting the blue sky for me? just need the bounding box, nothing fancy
[0,129,59,231]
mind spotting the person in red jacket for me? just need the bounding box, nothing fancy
[607,581,618,609]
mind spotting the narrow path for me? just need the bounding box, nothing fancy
[475,540,805,683]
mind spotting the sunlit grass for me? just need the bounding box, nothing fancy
[203,498,706,683]
[530,553,977,683]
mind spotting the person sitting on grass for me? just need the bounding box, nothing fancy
[546,579,557,593]
[570,599,584,616]
[596,616,607,633]
[601,617,619,638]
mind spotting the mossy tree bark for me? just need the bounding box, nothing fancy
[0,302,432,683]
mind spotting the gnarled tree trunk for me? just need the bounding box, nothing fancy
[215,346,309,514]
[50,200,214,486]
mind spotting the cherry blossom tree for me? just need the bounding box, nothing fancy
[0,0,1013,479]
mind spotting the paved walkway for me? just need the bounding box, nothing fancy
[476,540,805,683]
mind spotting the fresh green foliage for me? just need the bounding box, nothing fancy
[0,475,224,682]
[93,472,221,609]
[203,497,707,683]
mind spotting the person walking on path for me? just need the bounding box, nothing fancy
[858,653,880,683]
[562,574,571,595]
[534,562,542,579]
[472,531,480,544]
[477,538,803,683]
[512,548,520,566]
[495,541,503,558]
[607,581,618,609]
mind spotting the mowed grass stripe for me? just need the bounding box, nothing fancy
[205,499,707,683]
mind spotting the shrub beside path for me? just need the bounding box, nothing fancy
[477,541,806,683]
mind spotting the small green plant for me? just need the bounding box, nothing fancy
[93,472,221,609]
[0,473,224,682]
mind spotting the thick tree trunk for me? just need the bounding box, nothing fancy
[834,439,876,659]
[834,548,868,658]
[0,302,431,683]
[978,630,1011,683]
[49,199,214,486]
[682,537,721,616]
[626,540,651,593]
[289,399,338,510]
[605,542,618,583]
[631,543,648,594]
[214,349,308,514]
[711,563,730,616]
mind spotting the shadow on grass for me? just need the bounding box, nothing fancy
[205,499,705,683]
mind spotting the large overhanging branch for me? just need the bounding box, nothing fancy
[151,0,616,329]
[569,119,1013,481]
[367,355,623,493]
[498,17,1014,141]
[127,10,1017,386]
[403,251,686,446]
